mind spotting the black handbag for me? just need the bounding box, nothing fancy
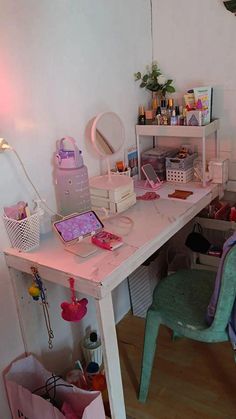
[185,223,211,253]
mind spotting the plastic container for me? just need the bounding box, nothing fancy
[54,137,91,216]
[141,147,178,180]
[166,153,196,171]
[33,200,52,235]
[3,212,40,251]
[82,331,103,367]
[166,167,193,183]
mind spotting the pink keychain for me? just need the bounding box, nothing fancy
[61,277,88,322]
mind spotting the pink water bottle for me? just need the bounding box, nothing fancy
[54,137,91,216]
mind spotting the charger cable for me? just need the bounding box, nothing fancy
[0,138,63,219]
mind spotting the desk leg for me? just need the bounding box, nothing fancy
[95,293,126,419]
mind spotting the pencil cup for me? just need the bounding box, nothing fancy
[82,332,103,367]
[3,213,40,252]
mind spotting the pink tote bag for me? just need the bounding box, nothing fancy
[4,355,105,419]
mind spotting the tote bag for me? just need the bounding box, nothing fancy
[4,355,105,419]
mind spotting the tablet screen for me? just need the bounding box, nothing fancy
[54,211,104,242]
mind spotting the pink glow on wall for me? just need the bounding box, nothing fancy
[0,62,18,115]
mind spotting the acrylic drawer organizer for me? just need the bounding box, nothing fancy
[3,212,40,251]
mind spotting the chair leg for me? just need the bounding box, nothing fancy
[139,309,160,403]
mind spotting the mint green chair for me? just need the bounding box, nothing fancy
[139,244,236,403]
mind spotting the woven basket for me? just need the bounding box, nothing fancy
[3,212,40,251]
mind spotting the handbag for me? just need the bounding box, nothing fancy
[185,223,211,253]
[4,355,105,419]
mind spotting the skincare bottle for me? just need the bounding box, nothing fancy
[138,106,146,125]
[170,109,178,126]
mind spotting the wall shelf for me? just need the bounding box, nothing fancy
[135,119,220,187]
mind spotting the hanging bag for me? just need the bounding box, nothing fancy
[185,222,211,253]
[4,355,105,419]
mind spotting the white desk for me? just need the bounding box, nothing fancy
[4,182,219,419]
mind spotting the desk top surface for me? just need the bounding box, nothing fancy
[4,182,218,297]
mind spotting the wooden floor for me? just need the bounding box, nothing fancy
[116,314,236,419]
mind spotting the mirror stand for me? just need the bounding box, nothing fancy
[89,111,136,214]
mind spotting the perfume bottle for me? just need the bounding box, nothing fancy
[155,106,162,125]
[138,106,146,125]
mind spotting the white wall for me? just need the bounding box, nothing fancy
[152,0,236,166]
[0,1,151,415]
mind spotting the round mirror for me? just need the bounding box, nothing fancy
[91,112,125,158]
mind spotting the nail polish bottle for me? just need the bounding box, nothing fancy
[138,106,146,125]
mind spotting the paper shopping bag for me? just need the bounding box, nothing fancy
[4,354,105,419]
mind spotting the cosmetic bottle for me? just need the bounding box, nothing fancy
[145,109,154,125]
[170,109,178,126]
[160,99,167,115]
[138,106,146,125]
[152,97,158,116]
[167,99,174,124]
[82,331,103,367]
[155,106,162,125]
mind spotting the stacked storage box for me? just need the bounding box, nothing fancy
[166,152,196,183]
[141,147,179,180]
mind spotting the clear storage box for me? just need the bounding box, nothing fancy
[141,147,178,180]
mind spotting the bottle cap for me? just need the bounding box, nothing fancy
[90,332,98,343]
[86,362,99,374]
[161,99,166,108]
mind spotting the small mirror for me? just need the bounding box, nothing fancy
[91,112,125,158]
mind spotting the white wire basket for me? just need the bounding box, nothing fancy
[3,212,40,251]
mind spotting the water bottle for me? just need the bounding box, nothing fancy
[54,137,91,216]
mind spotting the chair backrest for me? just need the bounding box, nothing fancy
[211,243,236,331]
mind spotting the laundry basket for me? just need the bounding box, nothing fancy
[3,212,40,251]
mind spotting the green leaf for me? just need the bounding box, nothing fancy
[134,72,141,80]
[165,85,176,93]
[140,82,146,88]
[166,79,173,85]
[142,74,149,82]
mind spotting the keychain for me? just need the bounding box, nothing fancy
[28,267,54,349]
[61,277,88,322]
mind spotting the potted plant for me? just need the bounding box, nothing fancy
[134,61,175,98]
